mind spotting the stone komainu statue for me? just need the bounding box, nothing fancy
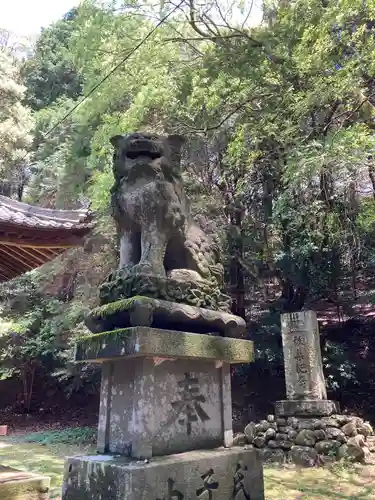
[100,132,229,310]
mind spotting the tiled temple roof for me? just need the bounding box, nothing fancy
[0,196,94,281]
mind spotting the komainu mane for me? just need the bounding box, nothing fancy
[100,132,229,310]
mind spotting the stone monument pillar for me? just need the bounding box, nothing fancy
[62,132,264,499]
[274,310,339,417]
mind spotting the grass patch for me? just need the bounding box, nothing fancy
[14,427,97,446]
[0,427,96,499]
[0,440,95,499]
[264,463,375,499]
[1,431,375,499]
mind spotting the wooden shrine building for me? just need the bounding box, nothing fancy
[0,195,93,281]
[0,195,92,497]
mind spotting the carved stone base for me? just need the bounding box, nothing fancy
[62,447,264,500]
[275,399,340,417]
[99,271,231,311]
[85,296,246,337]
[97,356,233,458]
[74,327,253,459]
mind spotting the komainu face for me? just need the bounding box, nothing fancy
[110,132,185,184]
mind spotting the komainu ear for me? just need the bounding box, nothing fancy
[110,135,124,148]
[167,134,186,152]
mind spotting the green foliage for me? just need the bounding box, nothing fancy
[15,427,96,446]
[0,271,93,408]
[21,9,83,110]
[0,50,33,189]
[357,198,375,233]
[26,97,94,207]
[20,0,375,307]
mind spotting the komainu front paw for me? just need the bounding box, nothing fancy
[117,264,136,276]
[130,262,166,277]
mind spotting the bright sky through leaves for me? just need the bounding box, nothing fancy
[1,0,78,35]
[1,0,263,36]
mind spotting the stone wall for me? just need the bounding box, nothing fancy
[234,414,374,466]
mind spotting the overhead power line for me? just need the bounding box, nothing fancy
[43,0,185,139]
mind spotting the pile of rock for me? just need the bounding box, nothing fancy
[234,414,374,466]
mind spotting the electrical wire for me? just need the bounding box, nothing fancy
[33,0,185,141]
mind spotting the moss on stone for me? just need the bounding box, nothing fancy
[75,328,134,361]
[75,326,254,364]
[84,295,245,337]
[86,296,147,322]
[98,271,231,311]
[76,328,130,343]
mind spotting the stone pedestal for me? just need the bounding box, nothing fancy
[76,326,252,459]
[274,399,339,417]
[63,447,264,500]
[63,326,265,499]
[239,310,371,467]
[275,311,338,417]
[98,358,232,457]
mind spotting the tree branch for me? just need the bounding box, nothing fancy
[187,0,212,38]
[323,93,375,133]
[177,93,273,132]
[184,0,264,47]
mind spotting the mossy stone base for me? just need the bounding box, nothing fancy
[75,326,254,364]
[85,296,246,337]
[62,447,264,500]
[99,270,231,311]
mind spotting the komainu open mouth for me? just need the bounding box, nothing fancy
[126,150,161,160]
[125,138,162,160]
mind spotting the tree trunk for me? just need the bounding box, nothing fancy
[228,207,246,319]
[21,368,28,413]
[368,161,375,199]
[21,364,36,413]
[26,367,36,413]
